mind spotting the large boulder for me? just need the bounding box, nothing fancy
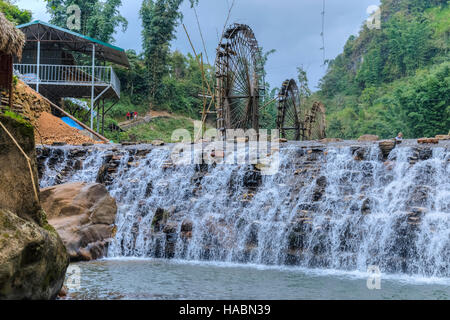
[40,182,118,261]
[0,209,68,300]
[0,114,68,299]
[0,114,40,222]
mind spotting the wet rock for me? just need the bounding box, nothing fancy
[319,138,343,143]
[152,208,169,232]
[295,148,306,157]
[361,198,371,215]
[40,182,117,261]
[58,285,68,298]
[144,181,153,197]
[135,149,152,157]
[163,222,178,234]
[353,147,366,161]
[245,222,259,246]
[181,231,193,240]
[102,152,114,162]
[358,134,379,142]
[418,138,439,144]
[243,168,262,189]
[316,176,327,188]
[417,147,433,161]
[96,164,108,184]
[407,185,431,207]
[152,140,165,146]
[181,219,193,232]
[379,140,396,158]
[383,161,395,171]
[288,231,305,251]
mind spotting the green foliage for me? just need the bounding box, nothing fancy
[141,0,183,106]
[159,51,213,118]
[319,0,449,139]
[297,66,312,99]
[323,61,450,139]
[118,116,196,143]
[44,0,128,43]
[114,50,148,104]
[0,0,31,25]
[257,48,277,130]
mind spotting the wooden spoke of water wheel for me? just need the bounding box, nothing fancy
[276,79,301,141]
[215,24,264,134]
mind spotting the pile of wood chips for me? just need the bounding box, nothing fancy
[35,112,102,146]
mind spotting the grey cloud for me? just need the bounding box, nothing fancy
[19,0,381,90]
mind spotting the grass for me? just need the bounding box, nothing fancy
[116,116,197,143]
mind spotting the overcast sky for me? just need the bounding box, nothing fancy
[16,0,380,91]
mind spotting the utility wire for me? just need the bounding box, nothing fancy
[320,0,326,66]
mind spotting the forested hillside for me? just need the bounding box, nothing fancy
[318,0,449,139]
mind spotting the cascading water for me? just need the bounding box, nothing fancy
[36,142,450,278]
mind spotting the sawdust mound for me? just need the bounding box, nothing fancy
[35,112,101,146]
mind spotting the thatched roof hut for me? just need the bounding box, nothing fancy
[0,12,25,59]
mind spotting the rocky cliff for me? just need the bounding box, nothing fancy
[0,113,68,300]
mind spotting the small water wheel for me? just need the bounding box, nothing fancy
[215,24,264,134]
[303,101,326,140]
[276,79,301,140]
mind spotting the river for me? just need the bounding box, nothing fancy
[65,258,450,300]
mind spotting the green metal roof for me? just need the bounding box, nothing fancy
[17,20,129,67]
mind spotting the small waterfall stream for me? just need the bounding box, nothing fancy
[37,142,450,278]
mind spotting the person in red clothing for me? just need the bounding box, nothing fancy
[126,112,131,121]
[134,111,138,120]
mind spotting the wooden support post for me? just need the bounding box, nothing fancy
[90,43,95,130]
[101,99,105,136]
[8,55,13,109]
[36,40,40,93]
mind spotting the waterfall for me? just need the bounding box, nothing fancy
[36,142,450,277]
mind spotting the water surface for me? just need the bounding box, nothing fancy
[65,259,450,300]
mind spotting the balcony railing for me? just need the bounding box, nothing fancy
[13,64,121,98]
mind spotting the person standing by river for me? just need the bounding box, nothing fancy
[395,132,403,144]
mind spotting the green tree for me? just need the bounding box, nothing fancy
[140,0,183,108]
[318,0,449,139]
[45,0,128,43]
[0,0,31,25]
[297,66,312,98]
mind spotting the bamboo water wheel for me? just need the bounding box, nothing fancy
[276,79,301,140]
[215,24,264,134]
[276,79,326,141]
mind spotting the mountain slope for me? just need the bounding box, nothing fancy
[318,0,449,139]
